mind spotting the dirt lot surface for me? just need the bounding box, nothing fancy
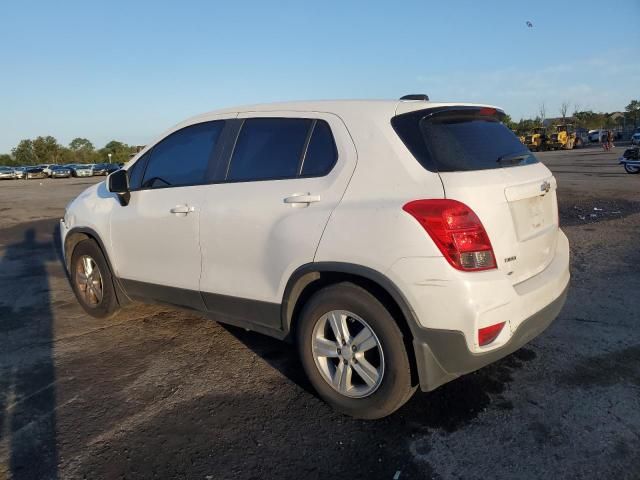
[1,146,639,480]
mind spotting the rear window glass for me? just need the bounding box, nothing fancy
[227,118,312,182]
[392,108,538,172]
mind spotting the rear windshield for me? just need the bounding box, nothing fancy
[392,107,538,172]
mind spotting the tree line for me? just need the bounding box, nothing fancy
[505,99,640,135]
[0,137,140,167]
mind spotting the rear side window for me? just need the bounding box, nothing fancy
[392,108,538,172]
[301,120,338,177]
[141,121,224,189]
[227,118,312,182]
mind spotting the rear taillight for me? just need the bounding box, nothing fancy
[478,322,506,346]
[402,199,497,271]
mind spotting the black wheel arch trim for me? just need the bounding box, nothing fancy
[282,262,422,338]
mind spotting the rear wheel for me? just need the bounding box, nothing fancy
[70,239,120,318]
[297,283,415,419]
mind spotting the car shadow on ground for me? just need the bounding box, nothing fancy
[223,324,537,432]
[0,223,59,479]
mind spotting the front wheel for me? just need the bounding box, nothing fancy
[624,163,640,174]
[297,283,415,419]
[70,239,120,318]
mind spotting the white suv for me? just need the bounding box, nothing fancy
[61,98,570,419]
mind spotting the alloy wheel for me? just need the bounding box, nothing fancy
[311,310,385,398]
[75,255,104,306]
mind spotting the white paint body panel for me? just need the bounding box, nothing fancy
[110,186,204,290]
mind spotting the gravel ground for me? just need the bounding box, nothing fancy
[1,145,639,480]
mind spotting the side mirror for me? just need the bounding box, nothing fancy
[108,169,130,206]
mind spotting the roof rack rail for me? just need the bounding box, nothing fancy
[400,94,429,101]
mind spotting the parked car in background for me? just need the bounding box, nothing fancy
[38,164,56,177]
[631,133,640,146]
[0,166,16,179]
[104,163,120,174]
[67,164,93,177]
[25,167,48,179]
[51,165,72,178]
[588,130,603,142]
[13,167,26,179]
[91,164,107,176]
[91,163,118,176]
[62,98,570,419]
[574,129,589,147]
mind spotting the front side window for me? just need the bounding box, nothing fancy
[227,118,312,182]
[127,152,149,190]
[141,121,224,189]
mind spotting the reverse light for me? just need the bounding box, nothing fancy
[478,322,506,346]
[402,199,497,271]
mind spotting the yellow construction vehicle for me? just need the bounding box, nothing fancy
[524,127,547,151]
[548,124,577,150]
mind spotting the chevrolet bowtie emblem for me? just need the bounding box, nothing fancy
[540,180,551,193]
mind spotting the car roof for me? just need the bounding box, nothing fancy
[181,99,501,125]
[126,98,502,166]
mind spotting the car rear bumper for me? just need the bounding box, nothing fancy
[388,229,570,391]
[412,283,568,391]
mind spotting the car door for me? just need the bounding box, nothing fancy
[198,113,357,329]
[110,119,228,309]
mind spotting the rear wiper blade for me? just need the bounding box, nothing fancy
[497,152,533,166]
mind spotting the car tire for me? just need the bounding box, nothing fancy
[69,239,120,318]
[297,282,416,419]
[624,164,640,174]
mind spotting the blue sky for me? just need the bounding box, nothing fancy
[1,0,638,153]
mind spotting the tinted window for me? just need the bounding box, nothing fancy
[142,121,224,188]
[392,108,538,172]
[301,120,337,177]
[227,118,312,182]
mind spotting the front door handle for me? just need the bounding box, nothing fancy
[170,205,195,215]
[284,193,321,205]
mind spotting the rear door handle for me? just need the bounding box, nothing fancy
[170,205,195,215]
[284,193,321,205]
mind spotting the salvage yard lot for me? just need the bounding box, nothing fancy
[1,146,639,479]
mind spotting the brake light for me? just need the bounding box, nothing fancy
[479,107,496,116]
[402,199,497,271]
[478,322,506,346]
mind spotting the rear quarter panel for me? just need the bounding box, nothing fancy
[315,111,445,273]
